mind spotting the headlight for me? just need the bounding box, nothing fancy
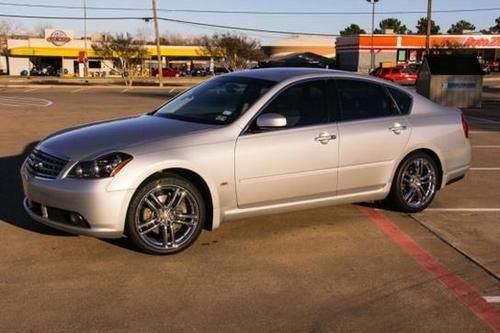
[68,152,133,179]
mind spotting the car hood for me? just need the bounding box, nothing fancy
[38,115,217,161]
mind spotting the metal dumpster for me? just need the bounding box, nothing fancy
[416,54,484,108]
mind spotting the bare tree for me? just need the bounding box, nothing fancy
[135,27,153,44]
[160,32,202,46]
[0,19,27,59]
[32,23,53,38]
[200,33,262,72]
[92,33,148,86]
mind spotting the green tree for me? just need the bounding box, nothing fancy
[415,17,441,35]
[447,20,476,34]
[480,16,500,34]
[340,24,366,36]
[377,18,409,34]
[200,33,262,72]
[92,33,148,86]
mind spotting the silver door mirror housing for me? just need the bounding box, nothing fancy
[256,113,287,128]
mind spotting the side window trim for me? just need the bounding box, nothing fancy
[382,85,403,115]
[241,78,330,135]
[385,85,414,115]
[326,79,339,123]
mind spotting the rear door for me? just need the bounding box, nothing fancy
[332,79,411,194]
[235,79,339,207]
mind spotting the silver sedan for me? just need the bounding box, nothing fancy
[21,68,471,254]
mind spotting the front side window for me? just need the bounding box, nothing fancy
[336,79,399,122]
[155,76,275,125]
[258,80,328,129]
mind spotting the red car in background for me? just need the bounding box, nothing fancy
[151,67,179,77]
[371,65,419,85]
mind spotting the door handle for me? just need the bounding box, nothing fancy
[315,132,336,144]
[389,123,407,135]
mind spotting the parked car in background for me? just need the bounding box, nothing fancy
[152,67,179,77]
[371,65,418,85]
[191,68,208,77]
[30,66,57,77]
[22,68,471,255]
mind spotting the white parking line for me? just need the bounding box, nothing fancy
[169,88,175,93]
[470,167,500,171]
[120,88,129,93]
[23,88,38,93]
[467,116,500,124]
[483,296,500,303]
[71,88,86,93]
[426,208,500,212]
[0,96,52,107]
[469,131,497,134]
[472,145,500,148]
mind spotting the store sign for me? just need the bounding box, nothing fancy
[443,81,476,90]
[45,29,72,46]
[462,36,500,48]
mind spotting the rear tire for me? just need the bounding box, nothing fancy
[126,174,205,255]
[386,152,438,213]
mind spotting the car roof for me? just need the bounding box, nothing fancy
[224,67,362,82]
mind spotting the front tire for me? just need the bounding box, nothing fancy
[387,152,438,213]
[126,174,205,255]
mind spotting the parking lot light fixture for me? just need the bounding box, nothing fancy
[366,0,380,72]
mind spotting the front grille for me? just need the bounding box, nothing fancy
[25,149,68,179]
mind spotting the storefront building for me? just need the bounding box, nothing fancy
[336,34,500,73]
[262,36,336,59]
[6,29,211,76]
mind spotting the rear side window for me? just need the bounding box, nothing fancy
[387,87,413,115]
[336,79,398,122]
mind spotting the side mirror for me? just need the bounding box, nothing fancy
[256,113,287,128]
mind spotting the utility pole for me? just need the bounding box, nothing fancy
[366,0,379,72]
[152,0,163,87]
[83,0,88,77]
[425,0,432,55]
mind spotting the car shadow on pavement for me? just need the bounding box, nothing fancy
[0,142,73,236]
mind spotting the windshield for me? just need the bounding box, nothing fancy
[154,76,276,125]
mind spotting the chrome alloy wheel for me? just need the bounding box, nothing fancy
[400,158,437,209]
[134,185,200,251]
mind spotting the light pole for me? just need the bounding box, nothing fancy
[152,0,163,87]
[366,0,379,72]
[425,0,432,55]
[83,0,88,77]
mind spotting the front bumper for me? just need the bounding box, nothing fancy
[21,168,135,239]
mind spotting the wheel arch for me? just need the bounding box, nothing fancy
[131,167,218,231]
[398,148,444,190]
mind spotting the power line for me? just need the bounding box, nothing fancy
[0,13,339,36]
[0,2,499,15]
[158,17,337,36]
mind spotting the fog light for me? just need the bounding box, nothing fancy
[69,213,84,226]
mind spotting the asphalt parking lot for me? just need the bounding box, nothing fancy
[0,85,500,332]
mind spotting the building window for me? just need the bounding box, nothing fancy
[397,49,406,62]
[88,60,101,69]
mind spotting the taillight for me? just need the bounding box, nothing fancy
[461,113,469,138]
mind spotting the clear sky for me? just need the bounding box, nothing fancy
[1,0,499,44]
